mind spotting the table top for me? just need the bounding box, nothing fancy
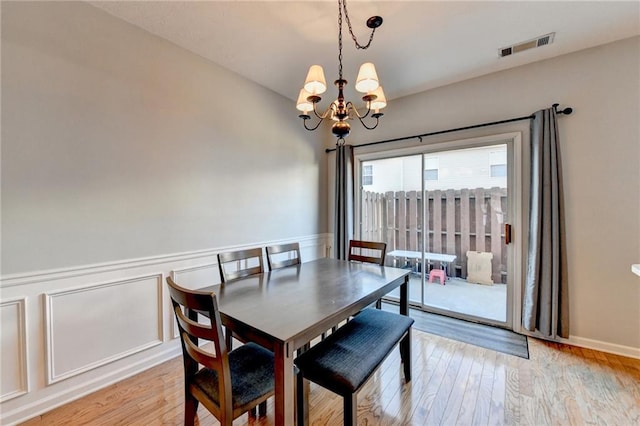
[198,257,409,348]
[388,250,457,262]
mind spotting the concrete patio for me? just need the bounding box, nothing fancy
[386,274,507,322]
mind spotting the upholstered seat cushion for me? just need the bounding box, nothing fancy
[295,308,414,395]
[192,342,274,409]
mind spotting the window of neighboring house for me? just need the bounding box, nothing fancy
[424,157,439,181]
[362,164,373,185]
[489,151,507,177]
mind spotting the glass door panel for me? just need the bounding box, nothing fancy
[423,144,508,324]
[360,155,423,305]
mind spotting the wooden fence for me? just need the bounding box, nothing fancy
[362,188,508,284]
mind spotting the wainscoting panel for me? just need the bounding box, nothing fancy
[0,298,28,402]
[44,274,164,384]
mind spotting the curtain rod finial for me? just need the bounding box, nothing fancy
[553,103,573,115]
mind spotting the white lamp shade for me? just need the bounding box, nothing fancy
[296,88,313,112]
[369,85,387,111]
[304,65,327,95]
[355,62,380,93]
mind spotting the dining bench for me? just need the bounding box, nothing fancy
[294,308,414,426]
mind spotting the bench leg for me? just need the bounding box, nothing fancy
[343,393,357,426]
[400,328,412,382]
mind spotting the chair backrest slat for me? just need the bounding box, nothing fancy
[348,240,387,266]
[266,242,301,270]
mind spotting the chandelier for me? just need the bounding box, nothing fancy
[296,0,386,143]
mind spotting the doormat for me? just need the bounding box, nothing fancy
[382,304,529,359]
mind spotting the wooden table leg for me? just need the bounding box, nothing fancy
[274,342,295,426]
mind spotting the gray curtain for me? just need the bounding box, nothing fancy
[334,144,354,260]
[523,108,569,339]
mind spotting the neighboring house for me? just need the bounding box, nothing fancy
[362,145,507,193]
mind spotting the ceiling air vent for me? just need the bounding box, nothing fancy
[499,32,555,57]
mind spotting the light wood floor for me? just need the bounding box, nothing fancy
[22,329,640,425]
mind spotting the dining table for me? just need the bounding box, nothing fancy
[198,257,411,426]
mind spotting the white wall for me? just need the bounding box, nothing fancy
[1,1,327,275]
[332,36,640,354]
[0,2,329,423]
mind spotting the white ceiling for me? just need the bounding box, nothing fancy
[90,1,639,103]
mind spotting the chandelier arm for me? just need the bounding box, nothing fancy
[341,0,377,50]
[346,101,371,120]
[312,101,335,120]
[347,101,381,130]
[301,115,325,131]
[354,113,381,131]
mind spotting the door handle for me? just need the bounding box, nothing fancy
[505,224,512,245]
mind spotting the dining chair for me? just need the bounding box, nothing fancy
[348,240,387,309]
[265,242,301,270]
[167,277,274,426]
[347,239,387,265]
[217,247,264,283]
[217,247,265,351]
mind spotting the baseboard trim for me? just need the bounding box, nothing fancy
[561,335,640,360]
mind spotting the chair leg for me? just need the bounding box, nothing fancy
[343,393,357,426]
[375,298,382,309]
[258,401,267,417]
[184,393,199,426]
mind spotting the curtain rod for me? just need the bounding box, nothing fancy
[325,103,573,153]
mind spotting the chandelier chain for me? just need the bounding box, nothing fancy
[337,0,343,80]
[341,0,377,50]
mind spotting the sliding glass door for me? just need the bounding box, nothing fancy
[358,137,515,328]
